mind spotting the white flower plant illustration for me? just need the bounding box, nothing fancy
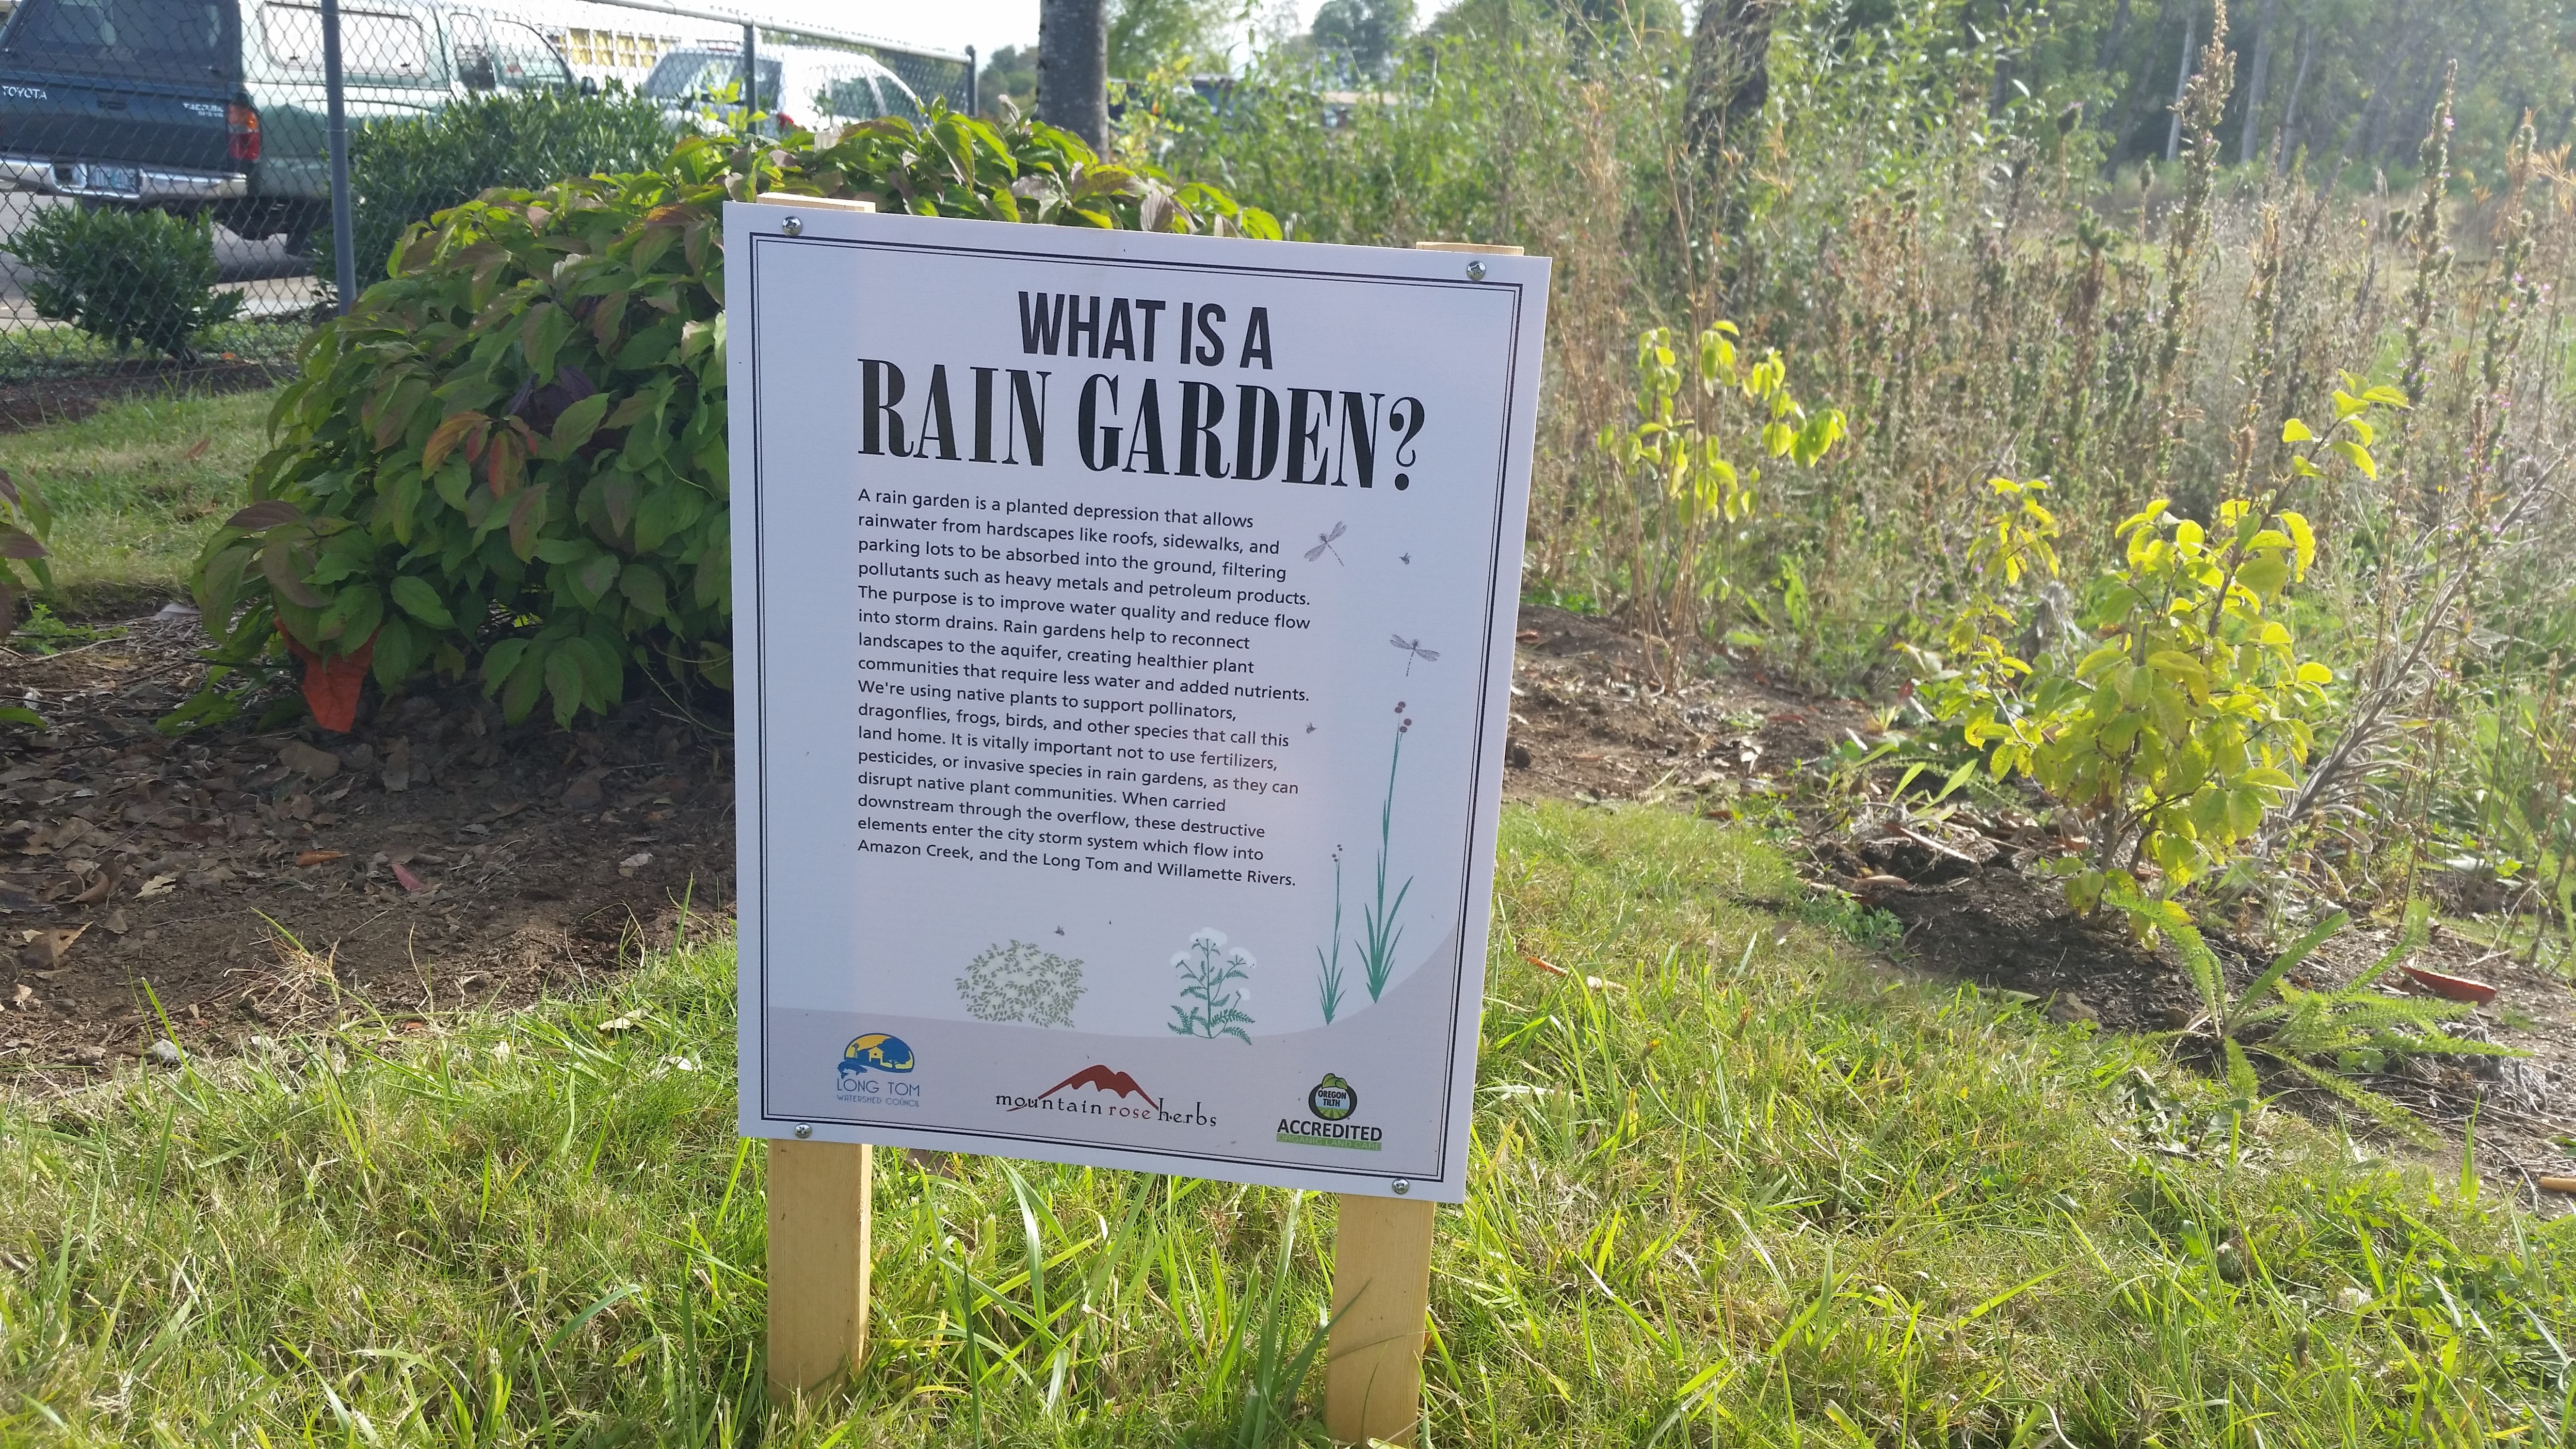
[1168,928,1256,1042]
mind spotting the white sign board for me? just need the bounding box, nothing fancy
[728,203,1548,1201]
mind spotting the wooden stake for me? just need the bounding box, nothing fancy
[766,1140,872,1400]
[1325,1194,1437,1447]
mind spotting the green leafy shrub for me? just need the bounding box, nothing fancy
[188,108,1278,730]
[4,206,244,361]
[0,468,51,656]
[1909,386,2403,913]
[331,86,676,287]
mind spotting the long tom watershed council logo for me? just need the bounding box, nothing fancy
[834,1033,920,1109]
[999,1064,1217,1128]
[1278,1072,1381,1149]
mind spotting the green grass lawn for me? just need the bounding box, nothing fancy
[2,804,2568,1445]
[2,386,275,617]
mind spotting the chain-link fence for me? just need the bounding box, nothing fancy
[0,0,966,385]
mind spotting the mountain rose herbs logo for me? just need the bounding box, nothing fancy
[999,1064,1217,1127]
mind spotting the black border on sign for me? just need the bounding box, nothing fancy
[746,229,1530,1186]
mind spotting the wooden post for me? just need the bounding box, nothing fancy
[1325,1194,1437,1447]
[1328,236,1518,1449]
[766,1140,872,1400]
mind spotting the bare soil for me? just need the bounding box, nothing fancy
[6,602,2571,1206]
[0,359,287,435]
[2,610,730,1090]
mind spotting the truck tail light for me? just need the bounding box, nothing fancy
[227,103,260,164]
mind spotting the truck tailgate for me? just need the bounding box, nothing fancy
[0,76,234,177]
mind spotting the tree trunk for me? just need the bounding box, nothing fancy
[2096,0,2132,72]
[1038,0,1109,152]
[1683,0,1774,176]
[2237,0,2274,164]
[2165,5,2195,162]
[2273,25,2312,169]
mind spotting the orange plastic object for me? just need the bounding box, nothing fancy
[2399,964,2499,1006]
[278,623,376,733]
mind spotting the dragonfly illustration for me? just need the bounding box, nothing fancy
[1305,521,1348,564]
[1389,634,1440,675]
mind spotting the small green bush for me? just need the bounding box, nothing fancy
[5,206,244,361]
[0,468,51,654]
[331,86,676,287]
[188,109,1277,730]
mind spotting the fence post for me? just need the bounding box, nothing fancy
[321,0,355,314]
[966,46,978,116]
[741,22,759,137]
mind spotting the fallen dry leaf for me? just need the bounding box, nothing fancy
[135,873,179,899]
[1522,952,1568,976]
[18,923,84,971]
[560,771,606,810]
[296,850,346,867]
[277,739,341,781]
[617,852,653,877]
[68,862,120,905]
[390,860,431,894]
[9,982,32,1008]
[101,907,127,934]
[596,1014,638,1033]
[180,436,211,462]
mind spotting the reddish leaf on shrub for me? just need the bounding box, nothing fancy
[422,411,489,472]
[226,500,305,531]
[486,432,522,497]
[508,482,549,561]
[277,622,377,732]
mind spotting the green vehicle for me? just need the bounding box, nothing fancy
[0,0,573,251]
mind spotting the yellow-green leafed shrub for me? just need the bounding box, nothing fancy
[1908,383,2405,915]
[181,108,1278,730]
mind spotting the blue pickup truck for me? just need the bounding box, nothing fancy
[0,0,571,251]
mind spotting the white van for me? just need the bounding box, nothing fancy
[641,40,917,138]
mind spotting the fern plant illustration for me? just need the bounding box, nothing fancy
[1317,848,1347,1024]
[957,940,1086,1028]
[1357,704,1415,1001]
[1169,928,1256,1042]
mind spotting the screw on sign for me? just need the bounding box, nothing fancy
[730,202,1546,1446]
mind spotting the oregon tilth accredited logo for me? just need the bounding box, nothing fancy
[1276,1073,1380,1150]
